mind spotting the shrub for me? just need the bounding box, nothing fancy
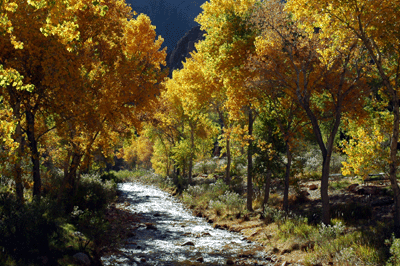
[185,184,206,198]
[209,199,225,215]
[263,206,286,224]
[182,179,231,214]
[208,190,245,215]
[317,220,345,240]
[210,179,229,195]
[70,208,110,263]
[182,192,195,208]
[308,231,382,266]
[193,159,218,175]
[230,155,247,177]
[278,215,315,241]
[100,171,121,183]
[74,173,117,212]
[218,191,245,213]
[0,193,66,263]
[386,235,400,266]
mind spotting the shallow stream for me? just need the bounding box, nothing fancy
[101,182,275,266]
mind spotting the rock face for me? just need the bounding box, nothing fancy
[166,26,206,76]
[125,0,205,54]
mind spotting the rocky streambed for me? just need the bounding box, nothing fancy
[101,182,275,266]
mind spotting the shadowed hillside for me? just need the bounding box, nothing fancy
[126,0,205,54]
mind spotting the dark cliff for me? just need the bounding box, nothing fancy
[166,26,206,76]
[126,0,206,54]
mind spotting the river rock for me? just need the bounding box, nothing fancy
[196,257,204,262]
[347,183,359,192]
[73,252,90,265]
[145,223,157,230]
[226,259,234,265]
[309,184,318,190]
[182,241,195,246]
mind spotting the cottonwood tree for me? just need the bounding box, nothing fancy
[250,0,369,224]
[0,0,166,202]
[195,0,259,211]
[286,0,400,230]
[0,0,83,200]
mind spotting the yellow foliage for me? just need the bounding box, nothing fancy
[0,0,167,183]
[341,114,392,179]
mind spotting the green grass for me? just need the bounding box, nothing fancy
[329,179,352,190]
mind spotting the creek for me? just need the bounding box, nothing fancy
[101,182,275,266]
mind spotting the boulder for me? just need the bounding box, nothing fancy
[226,259,234,265]
[73,252,90,265]
[356,185,379,195]
[347,183,359,192]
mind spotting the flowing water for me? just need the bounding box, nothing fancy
[101,182,275,266]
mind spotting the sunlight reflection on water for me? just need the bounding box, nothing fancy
[101,182,273,266]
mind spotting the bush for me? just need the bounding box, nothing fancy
[0,193,66,263]
[74,173,117,212]
[209,199,225,215]
[278,217,315,241]
[210,179,229,195]
[308,231,382,266]
[263,206,286,224]
[387,235,400,266]
[70,208,110,264]
[185,184,206,198]
[193,159,218,175]
[317,220,345,240]
[230,156,247,177]
[218,191,245,213]
[100,171,121,183]
[208,190,245,215]
[181,179,230,213]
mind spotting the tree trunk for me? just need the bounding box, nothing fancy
[300,101,341,224]
[58,150,82,213]
[8,89,24,203]
[215,106,231,185]
[11,101,24,203]
[247,110,254,212]
[389,90,400,235]
[188,127,194,184]
[320,155,331,224]
[26,110,41,200]
[262,170,272,213]
[283,142,292,212]
[225,137,231,185]
[360,35,400,234]
[14,122,24,203]
[65,152,82,213]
